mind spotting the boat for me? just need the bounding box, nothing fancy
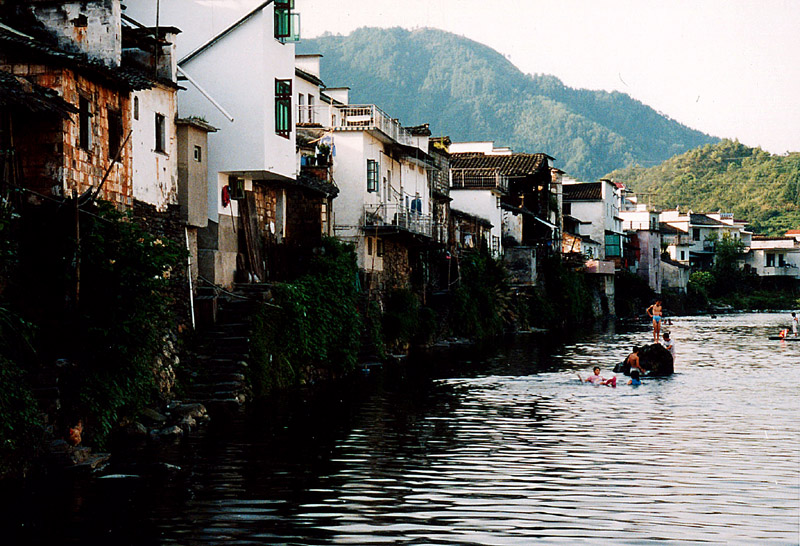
[769,336,800,341]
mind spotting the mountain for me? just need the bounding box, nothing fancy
[297,27,718,181]
[606,139,800,235]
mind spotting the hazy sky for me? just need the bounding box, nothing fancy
[181,0,800,155]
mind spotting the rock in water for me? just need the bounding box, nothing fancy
[638,343,674,376]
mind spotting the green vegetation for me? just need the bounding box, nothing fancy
[248,238,361,396]
[523,255,596,329]
[299,27,717,181]
[5,201,187,449]
[607,139,800,235]
[450,251,514,339]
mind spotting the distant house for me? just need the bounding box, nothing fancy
[562,179,624,263]
[660,210,749,271]
[620,202,662,293]
[744,236,800,279]
[448,142,556,258]
[661,256,690,293]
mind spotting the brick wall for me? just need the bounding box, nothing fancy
[0,62,132,206]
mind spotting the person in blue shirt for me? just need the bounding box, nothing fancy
[627,368,642,386]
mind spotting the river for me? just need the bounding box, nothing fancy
[3,312,799,545]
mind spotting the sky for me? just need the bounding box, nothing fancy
[184,0,800,155]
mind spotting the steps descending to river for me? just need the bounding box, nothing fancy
[185,288,267,415]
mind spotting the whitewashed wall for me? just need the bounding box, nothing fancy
[132,85,178,210]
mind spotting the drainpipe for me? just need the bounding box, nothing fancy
[186,227,195,329]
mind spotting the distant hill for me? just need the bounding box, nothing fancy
[297,27,718,181]
[606,140,800,235]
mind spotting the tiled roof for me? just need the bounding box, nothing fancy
[450,152,549,176]
[659,223,686,235]
[296,171,338,198]
[0,24,152,91]
[0,69,77,116]
[406,123,431,136]
[689,213,728,226]
[562,182,601,201]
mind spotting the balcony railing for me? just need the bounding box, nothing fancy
[450,167,508,193]
[331,105,413,146]
[364,203,432,238]
[761,265,800,277]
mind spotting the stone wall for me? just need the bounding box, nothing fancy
[133,200,191,327]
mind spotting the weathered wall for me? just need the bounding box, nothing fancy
[0,62,133,205]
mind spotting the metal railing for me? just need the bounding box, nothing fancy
[363,203,432,238]
[335,105,414,146]
[450,167,508,192]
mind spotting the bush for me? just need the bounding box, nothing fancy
[450,251,510,339]
[0,356,42,478]
[248,238,361,396]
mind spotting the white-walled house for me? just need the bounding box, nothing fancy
[126,0,302,287]
[745,236,800,278]
[562,179,624,262]
[620,204,662,293]
[660,210,748,270]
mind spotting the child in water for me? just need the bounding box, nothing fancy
[578,367,617,387]
[627,369,642,386]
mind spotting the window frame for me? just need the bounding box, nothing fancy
[107,107,123,161]
[155,112,166,153]
[367,159,379,192]
[78,95,92,150]
[275,79,292,138]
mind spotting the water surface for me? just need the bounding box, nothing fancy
[4,313,799,545]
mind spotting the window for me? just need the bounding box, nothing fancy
[298,93,305,123]
[367,159,379,192]
[133,96,139,120]
[376,238,384,257]
[275,79,292,138]
[779,254,786,267]
[193,145,202,162]
[308,94,314,123]
[108,108,122,160]
[367,237,373,256]
[274,0,299,42]
[693,228,701,241]
[155,113,166,153]
[563,203,571,215]
[652,247,657,260]
[605,233,621,257]
[228,175,245,200]
[680,250,685,261]
[766,253,775,267]
[78,95,91,150]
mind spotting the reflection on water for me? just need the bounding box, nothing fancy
[3,313,800,545]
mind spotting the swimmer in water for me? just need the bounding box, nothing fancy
[578,367,617,387]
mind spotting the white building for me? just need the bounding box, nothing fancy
[562,179,624,262]
[620,203,662,293]
[125,0,301,287]
[745,236,800,278]
[660,210,749,270]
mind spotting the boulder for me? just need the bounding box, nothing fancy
[614,343,674,376]
[638,343,674,376]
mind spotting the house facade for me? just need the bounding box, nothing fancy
[744,236,800,278]
[620,204,662,293]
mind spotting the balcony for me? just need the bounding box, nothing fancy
[760,265,800,277]
[450,168,508,193]
[364,203,433,239]
[334,105,414,146]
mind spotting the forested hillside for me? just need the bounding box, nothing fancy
[606,140,800,235]
[298,27,718,181]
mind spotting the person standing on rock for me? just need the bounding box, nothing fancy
[646,300,663,342]
[792,312,798,337]
[662,332,675,362]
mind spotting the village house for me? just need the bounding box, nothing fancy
[0,0,152,206]
[744,235,800,279]
[561,178,623,314]
[619,196,662,293]
[660,210,749,271]
[126,1,338,288]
